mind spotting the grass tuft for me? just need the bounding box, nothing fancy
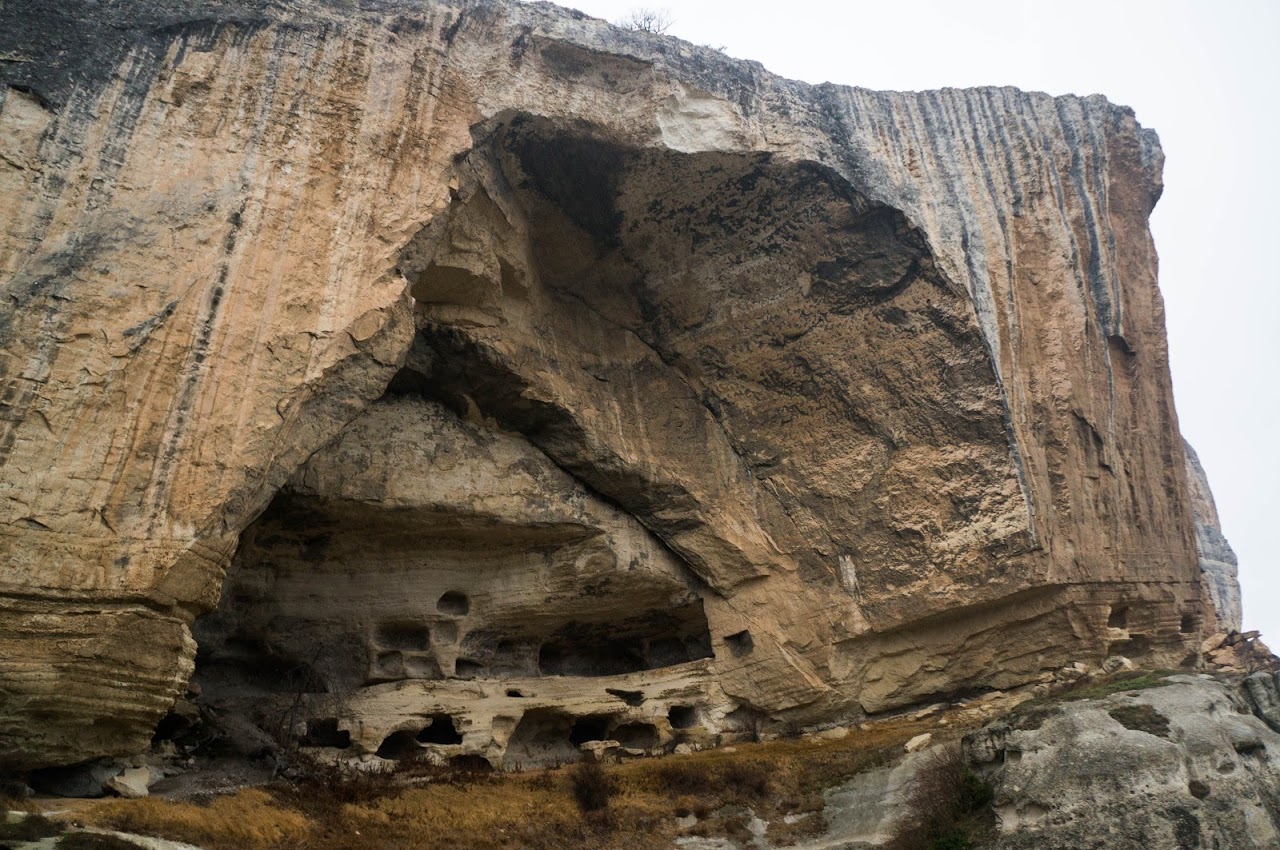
[0,812,64,841]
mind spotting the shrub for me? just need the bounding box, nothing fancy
[886,744,993,850]
[570,760,616,813]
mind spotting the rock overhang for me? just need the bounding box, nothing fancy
[0,0,1227,771]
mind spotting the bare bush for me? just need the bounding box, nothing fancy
[886,744,993,850]
[616,7,674,34]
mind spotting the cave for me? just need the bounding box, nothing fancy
[502,709,581,769]
[376,730,422,760]
[535,606,713,678]
[612,722,660,749]
[668,705,699,730]
[568,716,613,746]
[417,714,464,745]
[182,108,1017,761]
[300,718,351,749]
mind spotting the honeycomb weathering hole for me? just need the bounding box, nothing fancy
[375,621,430,651]
[725,629,754,658]
[668,705,699,729]
[438,591,470,616]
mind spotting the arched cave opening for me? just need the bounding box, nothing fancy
[418,713,464,745]
[185,110,980,756]
[612,722,660,749]
[502,709,581,769]
[568,715,612,746]
[376,730,422,760]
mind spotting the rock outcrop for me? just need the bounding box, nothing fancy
[964,675,1280,849]
[0,0,1236,770]
[1184,440,1243,632]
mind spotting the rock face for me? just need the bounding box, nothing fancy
[1183,440,1243,632]
[965,676,1280,849]
[0,0,1229,769]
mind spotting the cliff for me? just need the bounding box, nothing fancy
[0,0,1238,770]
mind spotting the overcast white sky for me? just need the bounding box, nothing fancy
[553,0,1280,641]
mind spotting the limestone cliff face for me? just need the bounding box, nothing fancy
[0,0,1219,769]
[1183,440,1243,632]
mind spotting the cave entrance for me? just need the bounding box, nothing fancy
[501,709,581,769]
[418,713,463,745]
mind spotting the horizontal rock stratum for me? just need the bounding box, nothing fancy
[0,0,1242,770]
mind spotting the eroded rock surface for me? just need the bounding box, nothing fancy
[1184,440,1243,632]
[0,0,1233,769]
[966,676,1280,849]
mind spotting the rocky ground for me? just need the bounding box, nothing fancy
[4,666,1278,850]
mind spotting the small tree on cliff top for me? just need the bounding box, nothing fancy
[617,7,674,34]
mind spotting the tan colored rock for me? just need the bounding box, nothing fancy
[0,0,1216,768]
[904,733,933,753]
[105,767,154,799]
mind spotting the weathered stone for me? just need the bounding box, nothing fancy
[0,0,1219,769]
[962,676,1280,849]
[1184,440,1244,631]
[105,767,154,799]
[904,733,933,753]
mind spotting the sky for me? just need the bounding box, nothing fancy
[550,0,1280,641]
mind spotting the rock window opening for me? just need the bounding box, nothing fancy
[417,713,464,745]
[438,591,470,616]
[725,630,754,658]
[1108,606,1128,629]
[1180,614,1196,634]
[506,689,526,698]
[668,705,699,729]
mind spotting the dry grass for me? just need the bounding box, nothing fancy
[56,833,149,849]
[74,714,953,850]
[75,788,310,849]
[0,811,64,842]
